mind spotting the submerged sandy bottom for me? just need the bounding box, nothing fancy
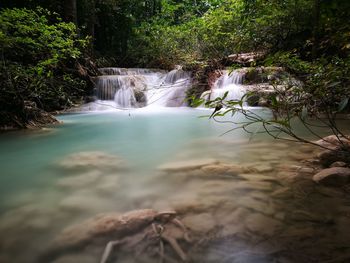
[0,109,349,263]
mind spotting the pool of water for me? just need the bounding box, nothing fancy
[0,108,349,263]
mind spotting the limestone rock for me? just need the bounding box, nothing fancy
[318,148,350,167]
[56,170,101,188]
[312,167,350,186]
[200,163,243,176]
[237,173,277,183]
[227,52,265,65]
[95,175,120,194]
[181,213,216,233]
[314,135,350,149]
[158,158,219,172]
[51,254,96,263]
[245,213,282,236]
[57,151,127,172]
[59,190,110,211]
[330,161,348,168]
[50,209,157,252]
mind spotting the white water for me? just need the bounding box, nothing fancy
[202,70,247,103]
[94,68,192,109]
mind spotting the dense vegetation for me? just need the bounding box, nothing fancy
[0,0,349,128]
[0,8,93,128]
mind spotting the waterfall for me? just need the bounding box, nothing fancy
[93,67,192,110]
[146,69,191,107]
[202,70,247,104]
[115,86,136,108]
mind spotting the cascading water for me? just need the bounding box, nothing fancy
[146,69,191,107]
[92,67,191,110]
[202,70,247,104]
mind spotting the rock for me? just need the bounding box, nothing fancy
[57,151,127,172]
[51,254,96,263]
[237,173,277,183]
[312,167,350,186]
[250,164,274,173]
[233,181,273,192]
[330,161,348,168]
[290,210,333,223]
[227,52,265,65]
[280,226,315,238]
[95,175,120,194]
[316,186,346,198]
[200,163,244,177]
[298,167,315,175]
[271,187,293,199]
[245,213,282,236]
[314,135,350,149]
[181,213,216,233]
[56,170,102,188]
[158,158,219,172]
[238,196,276,215]
[50,209,157,252]
[59,190,111,211]
[318,148,350,167]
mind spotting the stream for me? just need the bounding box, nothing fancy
[0,108,349,263]
[0,67,350,262]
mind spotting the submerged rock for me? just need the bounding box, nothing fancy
[330,161,348,168]
[158,158,219,172]
[245,213,282,236]
[51,254,96,263]
[182,213,216,233]
[318,148,350,167]
[57,151,127,172]
[59,190,111,212]
[47,210,157,253]
[312,167,350,186]
[43,209,190,263]
[56,170,102,188]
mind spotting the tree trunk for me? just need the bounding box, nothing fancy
[312,0,321,59]
[64,0,78,26]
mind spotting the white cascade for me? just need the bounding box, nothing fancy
[115,86,136,108]
[146,69,191,107]
[202,70,247,104]
[93,67,192,110]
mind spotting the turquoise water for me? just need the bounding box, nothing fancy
[0,108,257,202]
[0,108,349,263]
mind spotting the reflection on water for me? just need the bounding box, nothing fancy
[0,108,349,263]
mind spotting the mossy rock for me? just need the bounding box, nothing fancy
[244,67,289,84]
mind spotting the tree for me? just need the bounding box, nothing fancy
[64,0,77,25]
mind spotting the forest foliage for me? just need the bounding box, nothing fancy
[0,0,349,128]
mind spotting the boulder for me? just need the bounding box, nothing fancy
[317,148,350,167]
[312,167,350,186]
[314,135,350,149]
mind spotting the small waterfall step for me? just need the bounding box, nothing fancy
[201,69,247,104]
[93,67,192,110]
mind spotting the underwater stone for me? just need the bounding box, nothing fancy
[313,167,350,186]
[57,151,127,172]
[158,158,219,172]
[56,170,102,188]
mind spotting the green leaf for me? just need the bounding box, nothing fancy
[221,91,229,101]
[338,98,349,112]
